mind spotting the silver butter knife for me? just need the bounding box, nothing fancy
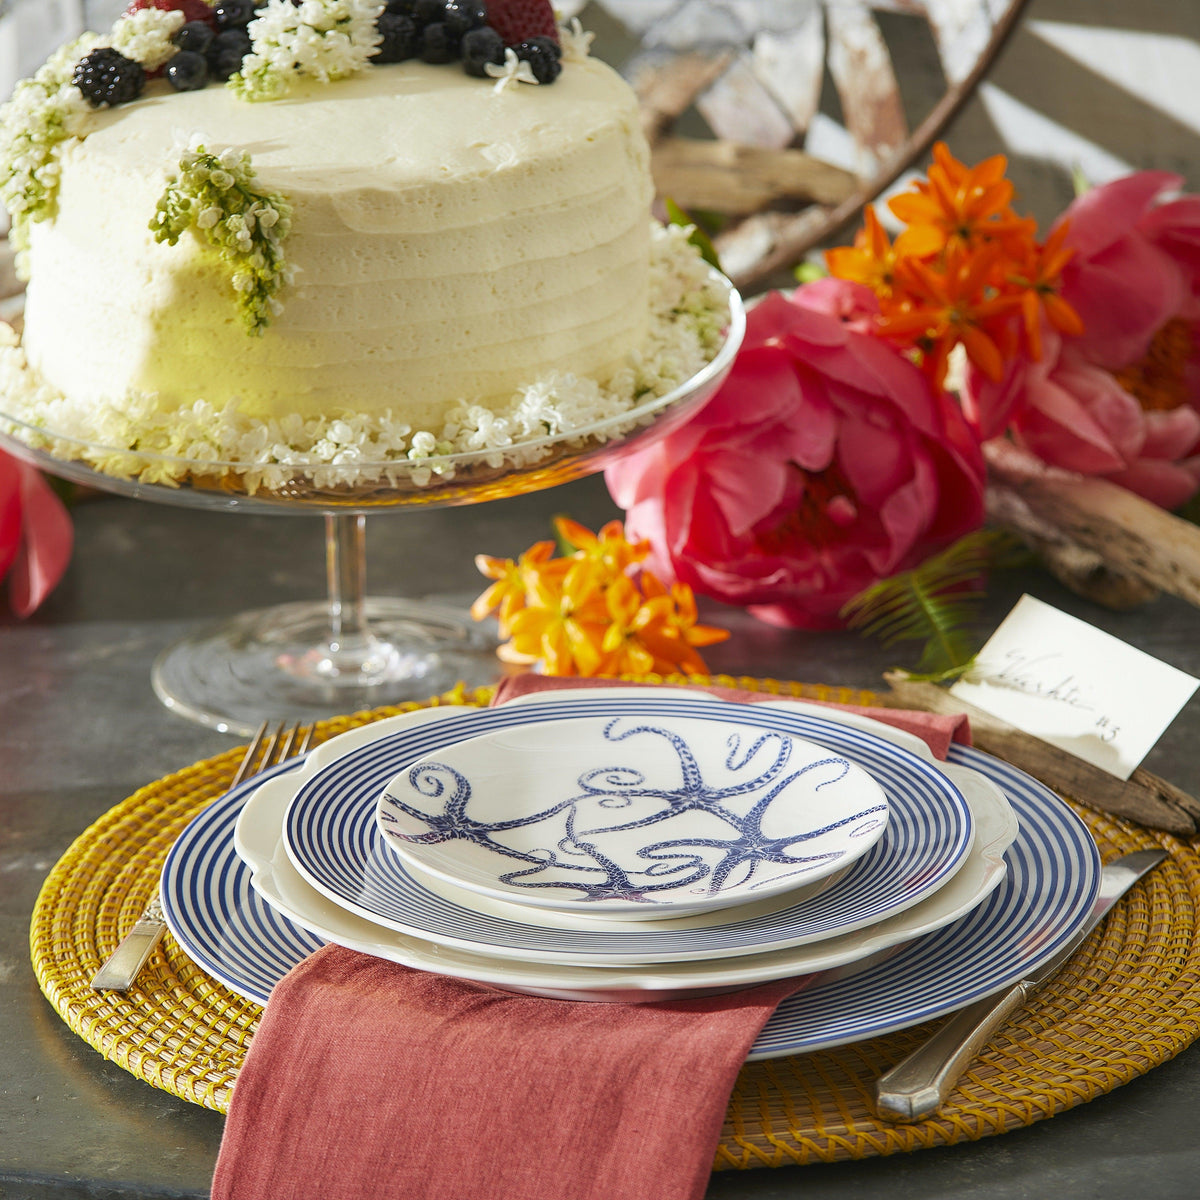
[874,847,1168,1123]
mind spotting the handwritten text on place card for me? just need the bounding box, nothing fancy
[949,595,1198,780]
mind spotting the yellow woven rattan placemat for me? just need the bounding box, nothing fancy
[29,677,1200,1169]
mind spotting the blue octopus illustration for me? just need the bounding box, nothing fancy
[380,718,884,903]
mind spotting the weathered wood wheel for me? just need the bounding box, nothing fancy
[565,0,1028,290]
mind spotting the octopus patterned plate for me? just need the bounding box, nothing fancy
[375,714,890,918]
[235,746,1013,993]
[160,727,1096,1056]
[281,698,975,963]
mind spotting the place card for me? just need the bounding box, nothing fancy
[949,595,1198,779]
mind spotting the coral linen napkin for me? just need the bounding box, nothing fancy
[212,680,969,1200]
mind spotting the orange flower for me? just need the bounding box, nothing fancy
[880,247,1022,386]
[470,539,558,635]
[1006,220,1084,360]
[822,143,1089,392]
[889,143,1035,260]
[473,519,730,677]
[597,574,658,676]
[504,558,610,677]
[825,205,899,298]
[554,516,648,574]
[627,573,730,676]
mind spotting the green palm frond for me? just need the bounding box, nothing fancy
[841,530,1026,681]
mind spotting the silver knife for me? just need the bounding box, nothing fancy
[874,847,1168,1123]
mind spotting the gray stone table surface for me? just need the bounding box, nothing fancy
[4,476,1200,1199]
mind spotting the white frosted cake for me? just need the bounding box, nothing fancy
[24,59,653,424]
[0,1,727,490]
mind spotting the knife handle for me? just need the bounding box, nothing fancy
[90,918,166,991]
[874,982,1030,1122]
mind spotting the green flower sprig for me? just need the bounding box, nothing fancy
[151,144,293,335]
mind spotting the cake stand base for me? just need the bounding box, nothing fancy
[151,597,500,737]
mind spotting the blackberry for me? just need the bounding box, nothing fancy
[419,22,458,63]
[213,0,257,28]
[173,20,215,55]
[207,27,252,81]
[165,49,209,91]
[461,25,504,77]
[513,37,561,84]
[442,1,485,38]
[373,12,418,63]
[412,0,446,27]
[385,0,419,14]
[73,47,146,108]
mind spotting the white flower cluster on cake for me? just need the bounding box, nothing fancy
[0,36,99,274]
[110,9,187,71]
[0,8,186,275]
[234,0,385,101]
[0,224,729,494]
[151,141,294,334]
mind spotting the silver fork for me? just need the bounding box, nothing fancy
[90,720,314,991]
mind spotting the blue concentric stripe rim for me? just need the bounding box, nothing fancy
[282,700,974,960]
[159,740,1100,1058]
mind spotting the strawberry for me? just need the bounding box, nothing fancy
[124,0,218,29]
[485,0,558,46]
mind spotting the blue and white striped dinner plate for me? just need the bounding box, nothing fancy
[283,699,975,964]
[160,741,1100,1058]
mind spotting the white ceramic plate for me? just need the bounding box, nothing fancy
[376,713,890,919]
[282,699,977,962]
[160,732,1100,1059]
[238,749,1014,992]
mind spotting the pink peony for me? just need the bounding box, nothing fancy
[0,448,73,617]
[965,172,1200,508]
[604,284,987,630]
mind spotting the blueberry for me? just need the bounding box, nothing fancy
[373,12,418,63]
[207,28,252,81]
[419,21,458,63]
[213,0,257,29]
[514,37,561,84]
[442,1,485,38]
[173,20,215,55]
[165,49,209,91]
[461,25,503,77]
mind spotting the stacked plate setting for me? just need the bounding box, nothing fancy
[161,688,1102,1060]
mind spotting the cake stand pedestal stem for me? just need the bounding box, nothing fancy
[149,512,502,737]
[328,512,368,645]
[312,513,395,681]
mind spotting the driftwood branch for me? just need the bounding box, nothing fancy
[985,442,1200,608]
[986,479,1162,610]
[713,207,833,283]
[650,137,859,216]
[628,50,735,147]
[880,673,1200,835]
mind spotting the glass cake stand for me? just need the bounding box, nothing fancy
[0,282,745,736]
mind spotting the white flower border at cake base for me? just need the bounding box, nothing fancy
[0,225,728,495]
